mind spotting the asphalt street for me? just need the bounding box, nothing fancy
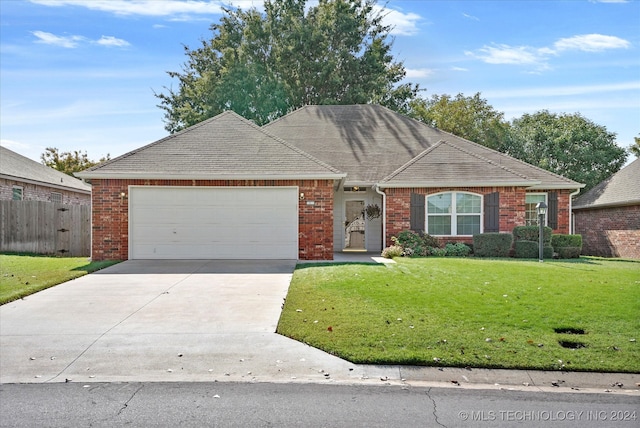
[1,382,638,428]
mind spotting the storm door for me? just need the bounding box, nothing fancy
[344,200,365,250]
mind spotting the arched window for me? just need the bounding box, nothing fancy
[427,192,482,236]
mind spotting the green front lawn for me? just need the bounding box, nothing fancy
[277,257,640,373]
[0,254,120,304]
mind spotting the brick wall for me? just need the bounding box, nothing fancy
[574,204,640,259]
[90,179,335,261]
[384,187,572,246]
[1,178,90,205]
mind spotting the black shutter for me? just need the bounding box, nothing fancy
[548,192,558,230]
[410,193,425,233]
[484,192,500,233]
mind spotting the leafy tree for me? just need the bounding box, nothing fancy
[156,0,419,132]
[630,134,640,158]
[409,93,511,151]
[41,147,110,176]
[507,111,628,191]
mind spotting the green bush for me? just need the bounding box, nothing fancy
[514,241,553,259]
[392,230,440,257]
[473,233,513,257]
[381,245,404,259]
[556,247,582,259]
[444,243,472,257]
[513,226,552,245]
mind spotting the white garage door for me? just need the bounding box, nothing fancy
[129,187,298,259]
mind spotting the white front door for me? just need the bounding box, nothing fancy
[344,200,365,250]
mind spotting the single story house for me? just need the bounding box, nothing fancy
[77,105,583,261]
[1,146,91,205]
[573,158,639,259]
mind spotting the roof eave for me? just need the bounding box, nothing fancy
[377,180,540,189]
[526,183,585,190]
[0,173,92,194]
[573,199,640,211]
[75,172,346,180]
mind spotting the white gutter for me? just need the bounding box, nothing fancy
[569,188,582,234]
[373,184,387,249]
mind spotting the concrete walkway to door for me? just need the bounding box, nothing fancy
[0,260,368,384]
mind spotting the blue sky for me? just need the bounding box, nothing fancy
[1,0,639,163]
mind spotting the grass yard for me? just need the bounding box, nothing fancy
[277,257,640,373]
[0,254,119,305]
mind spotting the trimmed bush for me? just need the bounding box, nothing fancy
[514,241,553,259]
[392,230,440,257]
[381,245,403,259]
[473,233,513,257]
[551,234,583,258]
[444,243,472,257]
[513,226,552,245]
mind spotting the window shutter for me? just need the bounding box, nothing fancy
[410,193,425,233]
[548,192,558,229]
[483,192,500,232]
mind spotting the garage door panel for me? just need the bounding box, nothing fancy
[130,187,298,260]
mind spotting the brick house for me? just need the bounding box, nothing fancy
[78,105,583,261]
[1,146,91,205]
[573,158,639,259]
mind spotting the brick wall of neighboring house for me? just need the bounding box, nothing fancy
[384,187,573,246]
[90,179,335,261]
[0,178,91,205]
[574,204,640,259]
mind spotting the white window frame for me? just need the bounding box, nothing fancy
[525,193,547,226]
[12,186,23,201]
[426,191,483,236]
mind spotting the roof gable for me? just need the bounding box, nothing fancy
[77,111,344,180]
[574,158,640,209]
[379,141,538,187]
[0,146,91,193]
[264,105,582,189]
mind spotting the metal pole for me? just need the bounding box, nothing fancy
[539,212,544,262]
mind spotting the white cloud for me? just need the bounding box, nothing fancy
[466,44,542,65]
[554,34,630,52]
[32,30,85,48]
[589,0,628,3]
[30,0,224,16]
[462,13,479,21]
[96,36,130,47]
[405,68,435,78]
[32,31,130,48]
[375,6,422,36]
[484,81,640,99]
[450,66,468,72]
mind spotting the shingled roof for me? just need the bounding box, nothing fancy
[0,146,91,193]
[263,105,582,189]
[573,158,640,210]
[77,111,345,180]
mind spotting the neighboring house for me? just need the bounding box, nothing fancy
[573,158,640,259]
[78,105,583,261]
[0,146,91,205]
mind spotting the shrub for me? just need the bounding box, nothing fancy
[551,234,583,258]
[430,247,447,257]
[381,245,403,259]
[392,230,440,257]
[513,226,552,245]
[473,233,513,257]
[514,241,553,259]
[444,243,472,257]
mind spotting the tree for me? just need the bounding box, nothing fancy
[507,111,628,191]
[630,134,640,158]
[409,93,511,151]
[41,147,110,176]
[156,0,419,132]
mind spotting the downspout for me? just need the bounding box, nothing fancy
[374,184,387,249]
[569,189,581,234]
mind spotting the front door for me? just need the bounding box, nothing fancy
[344,200,365,250]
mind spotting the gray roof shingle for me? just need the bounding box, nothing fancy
[77,111,345,180]
[0,146,91,193]
[264,105,582,189]
[573,158,640,209]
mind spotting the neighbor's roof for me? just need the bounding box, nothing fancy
[0,146,91,193]
[76,111,345,180]
[573,158,640,210]
[264,104,583,189]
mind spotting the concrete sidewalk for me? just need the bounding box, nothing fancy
[1,259,637,395]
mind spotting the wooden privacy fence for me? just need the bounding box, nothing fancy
[0,201,90,257]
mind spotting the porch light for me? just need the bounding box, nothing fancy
[536,201,547,262]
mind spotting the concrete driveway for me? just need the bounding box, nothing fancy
[0,260,366,384]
